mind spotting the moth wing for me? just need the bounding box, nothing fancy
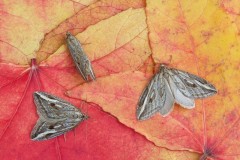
[137,72,165,120]
[72,52,89,81]
[71,49,96,81]
[66,33,95,81]
[85,59,96,81]
[33,92,85,120]
[31,119,79,141]
[169,68,217,99]
[31,119,58,141]
[167,75,195,109]
[159,78,175,116]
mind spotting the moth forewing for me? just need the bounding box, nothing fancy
[31,120,61,141]
[66,31,96,81]
[33,92,61,120]
[168,68,217,99]
[137,72,165,120]
[136,79,156,120]
[31,120,76,141]
[31,91,88,141]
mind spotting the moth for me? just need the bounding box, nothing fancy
[31,91,88,141]
[137,64,217,120]
[66,31,96,81]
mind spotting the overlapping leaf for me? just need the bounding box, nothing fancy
[67,0,240,159]
[0,0,196,159]
[0,0,240,159]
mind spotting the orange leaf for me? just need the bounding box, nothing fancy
[0,0,96,64]
[67,0,240,159]
[36,0,145,62]
[0,0,198,159]
[1,0,240,159]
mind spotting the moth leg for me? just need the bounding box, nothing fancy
[63,133,67,142]
[73,128,76,137]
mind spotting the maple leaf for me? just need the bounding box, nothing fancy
[0,0,198,159]
[67,0,240,160]
[1,0,239,160]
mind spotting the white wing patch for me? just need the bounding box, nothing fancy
[167,76,195,109]
[159,78,174,117]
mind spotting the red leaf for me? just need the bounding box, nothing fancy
[67,0,240,160]
[1,0,239,159]
[0,0,194,159]
[0,59,198,159]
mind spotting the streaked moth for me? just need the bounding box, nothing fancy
[137,64,217,120]
[66,31,96,81]
[31,91,88,141]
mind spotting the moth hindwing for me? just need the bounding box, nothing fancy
[66,31,96,81]
[137,64,217,120]
[31,91,88,141]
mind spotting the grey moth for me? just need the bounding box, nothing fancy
[66,31,96,81]
[137,64,217,120]
[31,91,88,141]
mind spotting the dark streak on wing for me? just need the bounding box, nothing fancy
[169,68,217,99]
[137,71,166,120]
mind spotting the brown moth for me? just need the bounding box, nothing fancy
[31,91,88,141]
[137,64,217,120]
[66,31,96,81]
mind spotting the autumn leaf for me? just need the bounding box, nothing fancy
[36,0,146,62]
[0,0,239,160]
[0,0,198,159]
[0,0,98,64]
[67,0,240,159]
